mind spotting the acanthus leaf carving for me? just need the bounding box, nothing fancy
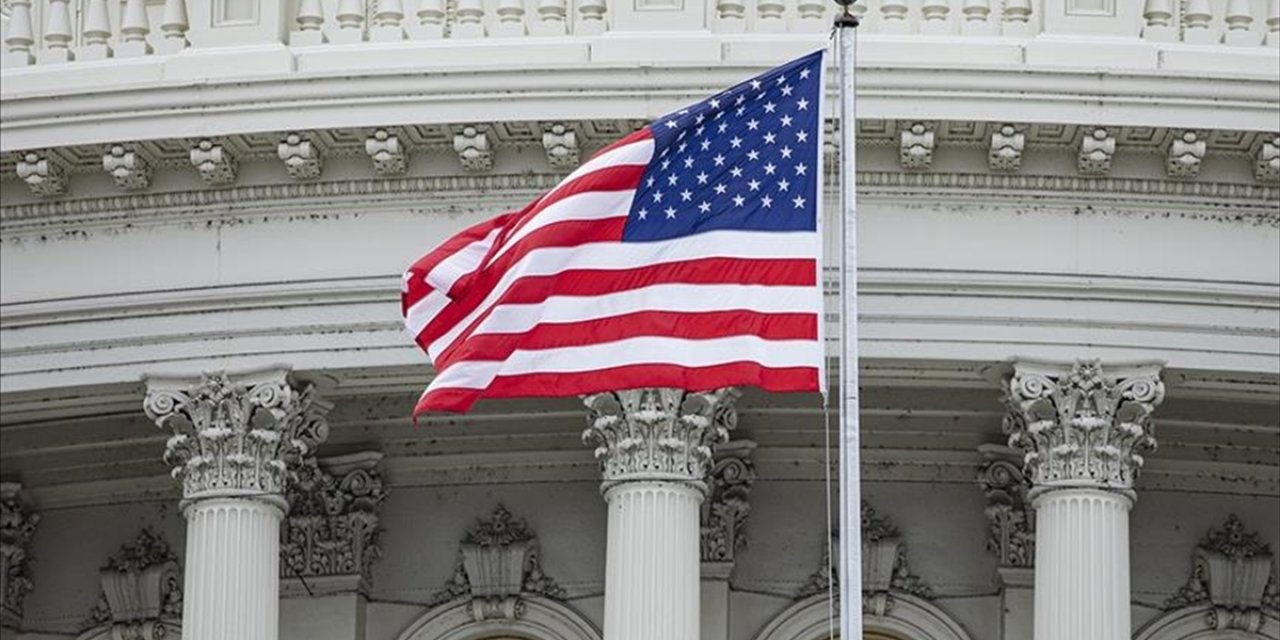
[0,483,39,629]
[978,447,1035,567]
[281,453,386,587]
[700,439,757,562]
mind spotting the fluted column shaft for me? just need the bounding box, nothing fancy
[584,388,739,640]
[1003,360,1163,640]
[145,369,329,640]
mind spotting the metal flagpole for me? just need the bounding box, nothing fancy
[834,2,862,640]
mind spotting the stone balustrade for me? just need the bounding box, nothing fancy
[1,0,1277,70]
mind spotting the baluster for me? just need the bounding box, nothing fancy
[757,0,786,32]
[1267,0,1280,46]
[1223,0,1260,45]
[332,0,365,43]
[795,0,827,32]
[1141,0,1176,41]
[290,0,328,45]
[715,0,747,32]
[80,0,113,60]
[39,0,75,64]
[410,0,446,39]
[531,0,567,36]
[158,0,189,53]
[577,0,607,35]
[880,0,911,34]
[920,1,952,34]
[371,0,406,40]
[1001,0,1034,37]
[2,0,35,67]
[1182,0,1215,44]
[118,0,154,57]
[961,0,995,35]
[453,0,487,37]
[492,0,526,37]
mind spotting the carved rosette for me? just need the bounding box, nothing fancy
[0,483,39,629]
[700,440,757,562]
[1002,360,1164,495]
[582,387,739,491]
[85,529,182,640]
[978,452,1035,567]
[1165,515,1279,632]
[281,454,386,586]
[143,370,331,505]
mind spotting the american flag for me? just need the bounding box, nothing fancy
[402,51,826,414]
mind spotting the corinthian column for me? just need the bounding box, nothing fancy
[144,369,329,640]
[583,388,738,640]
[1002,360,1164,640]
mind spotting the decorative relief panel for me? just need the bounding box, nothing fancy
[1002,359,1164,492]
[978,448,1034,567]
[700,439,757,563]
[1165,515,1280,632]
[281,453,386,589]
[84,529,182,640]
[429,505,566,621]
[583,387,739,489]
[0,482,39,629]
[797,501,932,615]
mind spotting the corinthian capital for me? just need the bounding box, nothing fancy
[143,369,331,504]
[582,388,739,490]
[1002,360,1164,493]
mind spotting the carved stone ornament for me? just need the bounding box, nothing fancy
[0,483,40,629]
[1002,360,1164,493]
[365,128,408,176]
[143,369,331,504]
[16,149,67,196]
[541,123,580,169]
[428,505,566,622]
[277,132,325,180]
[899,121,935,170]
[582,387,739,490]
[988,123,1025,173]
[700,439,757,562]
[281,453,386,587]
[1255,134,1280,184]
[1164,515,1280,632]
[1078,127,1116,176]
[978,449,1035,568]
[189,139,238,186]
[102,144,153,191]
[1166,130,1207,178]
[453,125,493,172]
[797,501,933,615]
[84,529,182,640]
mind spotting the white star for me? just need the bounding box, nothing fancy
[764,102,777,114]
[780,146,793,159]
[665,207,677,219]
[781,85,794,97]
[796,98,810,111]
[763,162,777,175]
[733,195,746,207]
[661,158,671,170]
[780,114,793,127]
[736,106,746,117]
[684,156,695,169]
[698,201,712,214]
[701,140,712,151]
[714,111,724,120]
[735,94,746,106]
[792,195,806,208]
[696,113,706,125]
[778,178,790,191]
[799,68,811,80]
[718,122,729,133]
[750,79,762,90]
[748,179,761,191]
[795,163,808,175]
[763,132,777,144]
[747,150,760,161]
[730,137,743,149]
[796,130,809,143]
[646,176,656,187]
[713,154,726,167]
[668,174,679,186]
[681,189,693,202]
[762,195,773,208]
[679,109,689,115]
[678,141,688,153]
[776,74,786,85]
[696,125,706,137]
[714,183,728,195]
[730,166,744,178]
[710,98,721,109]
[653,191,664,202]
[638,208,649,219]
[665,120,679,129]
[747,119,760,131]
[696,172,710,184]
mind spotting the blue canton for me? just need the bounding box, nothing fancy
[623,51,824,243]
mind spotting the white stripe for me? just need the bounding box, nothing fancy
[539,137,654,204]
[426,228,500,293]
[424,229,820,360]
[429,335,822,390]
[473,283,818,337]
[491,189,636,263]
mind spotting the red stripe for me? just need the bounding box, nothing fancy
[438,311,817,370]
[586,127,653,162]
[400,212,515,313]
[420,257,817,362]
[416,362,818,414]
[497,164,646,255]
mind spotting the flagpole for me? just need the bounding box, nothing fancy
[834,3,862,640]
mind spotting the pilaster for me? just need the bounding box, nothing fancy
[699,439,757,640]
[978,444,1036,640]
[0,483,39,637]
[583,387,739,640]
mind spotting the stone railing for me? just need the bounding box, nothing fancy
[1,0,1276,70]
